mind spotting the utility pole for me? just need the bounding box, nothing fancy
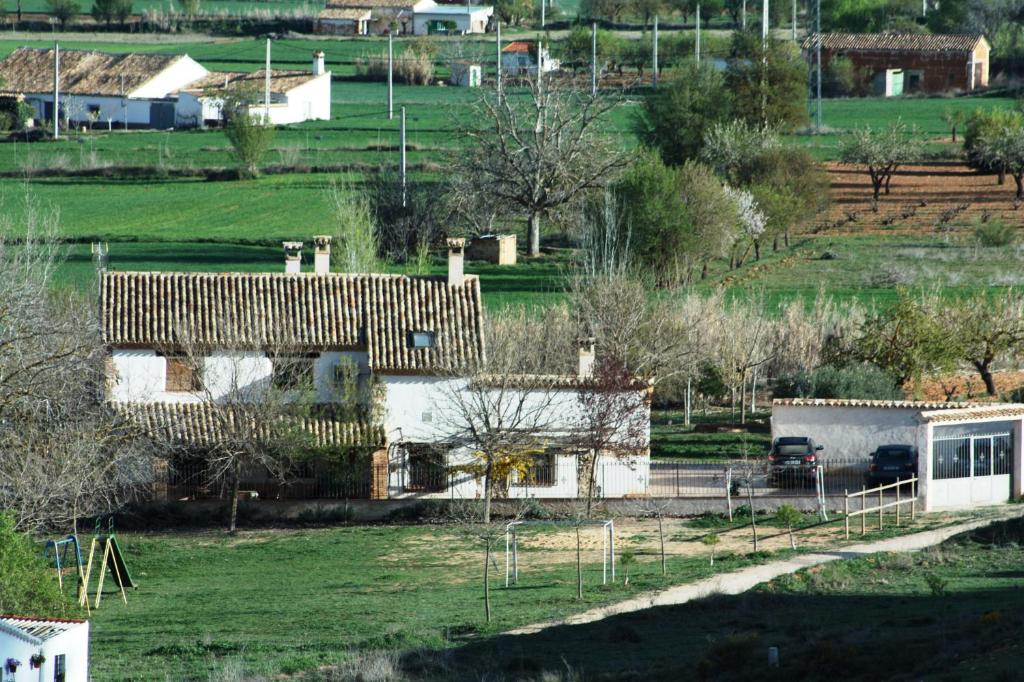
[652,15,659,88]
[496,21,502,104]
[815,0,822,131]
[696,4,701,62]
[792,0,797,40]
[591,21,597,96]
[536,40,544,135]
[264,38,271,123]
[388,31,394,120]
[742,0,747,29]
[120,74,127,131]
[52,42,59,139]
[540,0,545,28]
[400,106,407,208]
[762,0,769,46]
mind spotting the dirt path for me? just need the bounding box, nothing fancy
[507,507,1024,636]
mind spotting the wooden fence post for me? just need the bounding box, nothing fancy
[861,485,866,535]
[878,485,883,530]
[896,480,901,526]
[911,478,917,519]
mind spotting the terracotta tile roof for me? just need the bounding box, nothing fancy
[120,402,385,447]
[0,615,86,644]
[919,404,1024,423]
[502,41,533,54]
[318,7,372,19]
[773,398,963,410]
[802,32,986,54]
[100,271,484,373]
[181,69,323,96]
[0,47,185,97]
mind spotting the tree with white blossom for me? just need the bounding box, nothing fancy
[725,185,766,268]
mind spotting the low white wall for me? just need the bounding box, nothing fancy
[771,405,920,460]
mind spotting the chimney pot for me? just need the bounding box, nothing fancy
[283,241,303,274]
[312,234,332,274]
[577,336,596,380]
[313,50,326,76]
[447,237,466,287]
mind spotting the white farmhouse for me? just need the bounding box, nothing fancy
[0,47,208,129]
[413,3,493,35]
[100,238,650,502]
[0,616,89,682]
[316,0,435,35]
[176,51,331,126]
[772,398,1024,511]
[501,41,560,76]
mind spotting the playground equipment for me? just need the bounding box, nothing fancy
[44,535,87,611]
[79,518,136,610]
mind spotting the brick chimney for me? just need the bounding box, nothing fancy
[577,337,596,380]
[283,241,303,274]
[312,235,332,274]
[446,237,466,287]
[313,50,325,76]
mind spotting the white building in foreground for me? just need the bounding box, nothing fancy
[772,398,1024,510]
[101,238,650,502]
[0,616,89,682]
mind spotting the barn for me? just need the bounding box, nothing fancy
[0,616,90,682]
[772,399,1024,511]
[0,47,208,129]
[802,32,990,95]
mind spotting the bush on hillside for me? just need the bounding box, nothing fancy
[774,364,902,401]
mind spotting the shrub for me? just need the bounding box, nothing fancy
[774,364,902,400]
[224,112,274,179]
[46,0,80,28]
[974,219,1017,247]
[0,513,68,616]
[923,572,948,597]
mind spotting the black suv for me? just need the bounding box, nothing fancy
[767,437,823,488]
[866,445,917,486]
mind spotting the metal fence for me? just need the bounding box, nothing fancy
[167,460,388,500]
[635,458,873,498]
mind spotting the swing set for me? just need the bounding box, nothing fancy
[44,518,137,614]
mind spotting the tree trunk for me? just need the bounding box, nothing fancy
[784,229,790,247]
[527,212,541,257]
[228,464,240,534]
[951,126,957,143]
[701,261,709,279]
[483,537,492,623]
[575,524,583,599]
[483,461,493,523]
[884,173,893,195]
[772,235,779,252]
[747,483,758,552]
[872,177,882,200]
[998,167,1006,186]
[753,240,761,261]
[788,526,796,550]
[975,360,998,397]
[585,451,600,518]
[1015,174,1024,200]
[657,514,666,576]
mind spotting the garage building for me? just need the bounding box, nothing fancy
[772,399,1024,511]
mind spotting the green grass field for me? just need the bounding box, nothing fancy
[444,515,1024,680]
[76,522,786,680]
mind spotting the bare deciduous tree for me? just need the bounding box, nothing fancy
[0,199,151,533]
[439,309,574,523]
[453,77,628,257]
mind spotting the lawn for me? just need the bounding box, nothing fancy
[70,505,981,680]
[74,522,785,680]
[443,513,1024,680]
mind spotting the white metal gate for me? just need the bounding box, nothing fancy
[931,432,1012,508]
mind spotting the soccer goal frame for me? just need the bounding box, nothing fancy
[504,519,616,588]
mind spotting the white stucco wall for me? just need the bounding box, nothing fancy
[771,405,921,460]
[109,348,366,404]
[0,622,90,682]
[23,94,158,127]
[413,7,492,34]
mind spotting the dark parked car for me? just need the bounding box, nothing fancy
[767,437,823,488]
[866,445,917,486]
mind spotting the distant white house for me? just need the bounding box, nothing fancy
[316,0,434,34]
[501,41,560,76]
[0,616,90,682]
[100,238,651,502]
[413,2,492,34]
[772,398,1024,511]
[176,51,331,126]
[0,47,208,129]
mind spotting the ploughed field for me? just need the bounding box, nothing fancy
[820,162,1024,235]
